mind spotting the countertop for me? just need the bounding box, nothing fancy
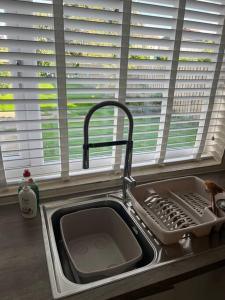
[1,171,225,300]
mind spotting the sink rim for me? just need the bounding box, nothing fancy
[41,195,158,299]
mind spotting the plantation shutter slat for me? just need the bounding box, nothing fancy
[1,0,52,12]
[0,13,54,26]
[64,0,122,9]
[186,0,225,12]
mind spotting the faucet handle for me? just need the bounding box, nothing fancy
[124,176,136,188]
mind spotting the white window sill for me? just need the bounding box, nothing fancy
[0,157,224,205]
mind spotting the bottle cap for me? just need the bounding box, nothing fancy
[23,169,31,178]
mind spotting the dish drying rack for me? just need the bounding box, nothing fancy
[128,176,225,245]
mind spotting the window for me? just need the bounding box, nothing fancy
[0,0,225,184]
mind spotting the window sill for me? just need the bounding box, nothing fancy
[0,157,224,205]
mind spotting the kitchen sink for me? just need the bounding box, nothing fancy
[41,195,158,299]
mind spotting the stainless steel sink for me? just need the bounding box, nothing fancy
[41,195,158,299]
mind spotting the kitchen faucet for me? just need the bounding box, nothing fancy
[83,100,136,200]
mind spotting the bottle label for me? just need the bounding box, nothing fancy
[21,197,33,216]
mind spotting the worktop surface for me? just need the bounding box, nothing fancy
[1,171,225,300]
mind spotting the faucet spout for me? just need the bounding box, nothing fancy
[83,101,134,200]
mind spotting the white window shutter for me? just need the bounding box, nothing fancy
[1,0,225,184]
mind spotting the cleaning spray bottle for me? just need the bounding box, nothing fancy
[18,182,37,219]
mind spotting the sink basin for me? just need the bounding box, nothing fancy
[41,196,157,298]
[60,207,143,283]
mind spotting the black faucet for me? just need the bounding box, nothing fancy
[83,100,136,200]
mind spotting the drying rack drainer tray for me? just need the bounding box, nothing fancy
[142,190,211,231]
[128,176,224,245]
